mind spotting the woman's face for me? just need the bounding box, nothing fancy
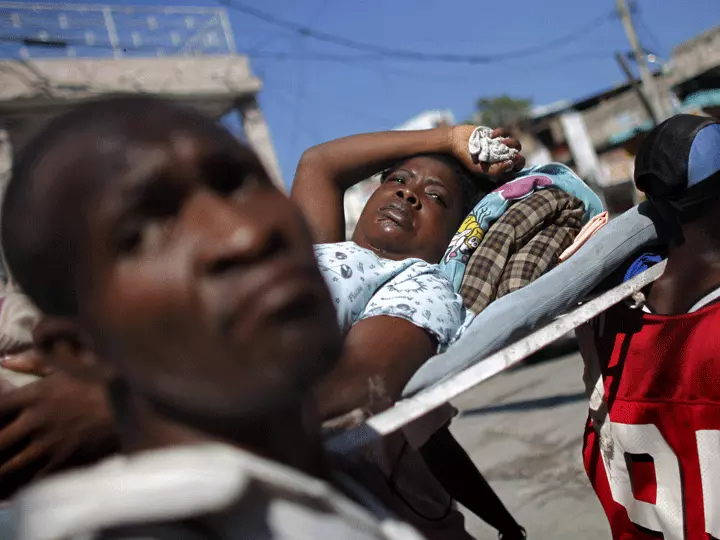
[352,156,466,263]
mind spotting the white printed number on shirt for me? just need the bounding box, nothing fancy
[600,421,720,540]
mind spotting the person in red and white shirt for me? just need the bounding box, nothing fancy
[577,114,720,540]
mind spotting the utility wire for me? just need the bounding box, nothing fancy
[0,34,615,89]
[249,49,614,66]
[0,33,615,71]
[217,0,617,64]
[3,2,617,66]
[634,11,665,57]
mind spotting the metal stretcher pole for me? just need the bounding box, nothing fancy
[327,261,666,454]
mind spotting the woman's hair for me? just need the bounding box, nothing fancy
[381,153,494,215]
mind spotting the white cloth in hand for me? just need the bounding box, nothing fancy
[468,126,518,164]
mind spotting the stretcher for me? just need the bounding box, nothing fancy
[328,203,667,454]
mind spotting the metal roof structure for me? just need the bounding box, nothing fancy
[0,2,235,59]
[0,3,284,188]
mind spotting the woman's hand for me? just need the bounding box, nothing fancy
[449,125,526,179]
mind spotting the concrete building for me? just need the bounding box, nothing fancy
[521,24,720,214]
[669,25,720,118]
[0,3,282,193]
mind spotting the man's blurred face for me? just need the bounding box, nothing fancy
[81,127,342,423]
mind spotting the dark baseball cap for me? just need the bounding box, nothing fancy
[634,114,720,241]
[635,114,720,204]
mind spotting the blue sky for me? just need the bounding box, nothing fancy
[12,0,720,187]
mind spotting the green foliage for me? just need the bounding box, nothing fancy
[472,95,532,127]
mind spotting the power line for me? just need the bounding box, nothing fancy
[244,31,296,56]
[249,49,613,66]
[246,49,616,94]
[634,11,665,57]
[0,32,614,71]
[1,35,610,78]
[249,51,391,63]
[218,0,617,64]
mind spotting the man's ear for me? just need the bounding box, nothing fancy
[32,317,115,383]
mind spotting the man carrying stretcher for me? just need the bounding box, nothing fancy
[577,115,720,540]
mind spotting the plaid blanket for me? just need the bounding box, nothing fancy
[460,187,585,314]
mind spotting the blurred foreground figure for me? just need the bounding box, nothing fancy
[577,115,720,539]
[2,96,425,540]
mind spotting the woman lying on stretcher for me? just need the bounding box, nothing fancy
[291,125,528,540]
[292,125,524,418]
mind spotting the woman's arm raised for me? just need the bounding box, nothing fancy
[291,126,522,243]
[291,128,454,244]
